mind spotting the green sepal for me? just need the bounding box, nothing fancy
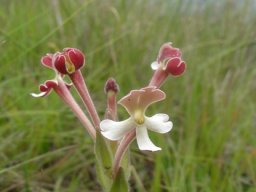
[109,167,129,192]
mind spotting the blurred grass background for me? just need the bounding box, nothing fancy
[0,0,256,191]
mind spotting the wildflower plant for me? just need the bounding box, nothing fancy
[32,42,186,191]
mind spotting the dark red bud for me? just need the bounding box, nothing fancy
[166,58,186,76]
[65,48,85,70]
[104,78,119,94]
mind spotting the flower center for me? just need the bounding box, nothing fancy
[66,61,76,74]
[134,110,145,125]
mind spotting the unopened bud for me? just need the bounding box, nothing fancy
[53,48,85,75]
[104,78,119,94]
[165,58,186,76]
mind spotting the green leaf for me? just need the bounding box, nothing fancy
[95,131,113,190]
[95,131,112,170]
[109,168,129,192]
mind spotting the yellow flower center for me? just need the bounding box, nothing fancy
[66,61,75,74]
[134,110,145,125]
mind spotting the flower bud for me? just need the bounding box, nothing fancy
[64,48,85,70]
[165,57,186,76]
[104,78,119,94]
[53,48,85,75]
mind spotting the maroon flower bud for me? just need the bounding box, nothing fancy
[104,78,119,94]
[64,48,84,70]
[53,48,85,75]
[165,57,186,76]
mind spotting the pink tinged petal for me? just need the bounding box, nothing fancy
[136,125,161,151]
[118,87,166,116]
[100,118,135,140]
[145,114,173,133]
[165,58,186,76]
[41,54,53,68]
[65,48,85,70]
[151,61,159,70]
[53,53,68,74]
[158,42,182,63]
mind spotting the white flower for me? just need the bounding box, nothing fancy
[100,87,173,151]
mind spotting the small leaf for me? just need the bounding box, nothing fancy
[95,131,112,170]
[95,131,113,190]
[109,167,129,192]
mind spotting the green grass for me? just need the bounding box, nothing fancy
[0,0,256,191]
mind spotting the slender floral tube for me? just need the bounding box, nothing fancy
[55,76,96,140]
[69,70,101,128]
[148,69,169,88]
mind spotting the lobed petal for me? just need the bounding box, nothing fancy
[118,87,165,116]
[53,52,68,74]
[41,54,54,69]
[100,118,135,140]
[165,57,186,76]
[66,48,85,70]
[157,42,182,63]
[145,113,173,133]
[136,125,161,151]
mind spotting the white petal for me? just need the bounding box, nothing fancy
[136,125,161,151]
[151,61,159,70]
[150,113,169,122]
[30,92,47,97]
[145,113,173,133]
[100,118,135,140]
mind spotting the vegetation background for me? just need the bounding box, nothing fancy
[0,0,255,191]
